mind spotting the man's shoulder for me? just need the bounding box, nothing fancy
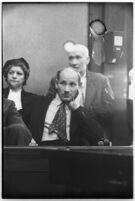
[87,71,107,81]
[22,90,38,98]
[50,75,57,83]
[33,94,54,106]
[22,90,43,105]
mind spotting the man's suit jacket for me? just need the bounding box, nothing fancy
[29,95,104,145]
[3,88,38,130]
[84,71,114,118]
[3,98,32,145]
[47,70,114,119]
[3,98,26,127]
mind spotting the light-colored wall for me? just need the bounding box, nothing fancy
[3,3,88,95]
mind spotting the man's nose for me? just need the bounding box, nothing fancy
[70,58,78,66]
[64,85,70,92]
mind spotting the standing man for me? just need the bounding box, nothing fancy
[47,43,115,139]
[29,67,108,146]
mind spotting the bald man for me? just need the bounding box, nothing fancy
[47,43,115,140]
[29,67,108,146]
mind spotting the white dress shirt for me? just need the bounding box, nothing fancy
[42,94,71,141]
[8,89,22,110]
[80,72,87,106]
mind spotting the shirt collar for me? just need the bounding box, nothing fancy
[54,94,70,109]
[81,72,86,86]
[81,72,86,81]
[55,94,62,106]
[9,88,22,94]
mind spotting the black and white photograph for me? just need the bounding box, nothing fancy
[2,2,134,199]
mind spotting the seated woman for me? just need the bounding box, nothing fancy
[3,98,32,146]
[3,57,38,133]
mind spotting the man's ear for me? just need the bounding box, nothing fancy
[86,56,90,64]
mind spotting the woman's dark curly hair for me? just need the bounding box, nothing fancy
[3,57,30,85]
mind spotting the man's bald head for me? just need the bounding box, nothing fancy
[56,67,81,84]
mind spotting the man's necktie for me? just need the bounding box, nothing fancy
[48,103,67,142]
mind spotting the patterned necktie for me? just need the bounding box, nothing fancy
[48,103,67,142]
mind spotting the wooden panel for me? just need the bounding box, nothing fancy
[3,147,133,198]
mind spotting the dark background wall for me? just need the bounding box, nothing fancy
[88,3,133,145]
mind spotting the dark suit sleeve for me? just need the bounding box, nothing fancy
[103,77,115,104]
[7,101,26,125]
[28,96,53,144]
[46,76,57,97]
[94,77,115,118]
[4,100,32,146]
[73,106,105,145]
